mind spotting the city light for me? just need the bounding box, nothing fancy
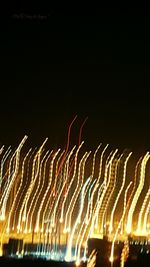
[0,129,150,263]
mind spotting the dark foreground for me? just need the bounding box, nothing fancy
[0,256,150,267]
[0,257,78,267]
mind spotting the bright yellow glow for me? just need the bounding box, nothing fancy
[120,243,129,267]
[99,149,118,234]
[109,152,132,234]
[109,255,114,262]
[126,153,149,234]
[64,142,84,232]
[0,135,150,260]
[65,151,90,232]
[75,259,80,266]
[110,181,132,267]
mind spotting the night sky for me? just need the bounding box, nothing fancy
[1,7,150,151]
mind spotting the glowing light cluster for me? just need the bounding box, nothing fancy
[0,118,150,262]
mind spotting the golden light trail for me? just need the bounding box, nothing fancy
[43,149,64,231]
[28,150,50,233]
[78,117,88,146]
[124,156,141,232]
[126,152,149,234]
[51,146,76,228]
[25,146,49,233]
[62,142,84,229]
[97,144,109,184]
[85,179,97,224]
[75,144,102,235]
[0,146,4,155]
[99,149,118,234]
[55,115,77,178]
[6,148,32,232]
[91,144,102,180]
[89,182,104,238]
[65,176,91,262]
[84,182,105,257]
[18,151,39,232]
[0,150,16,220]
[45,150,66,229]
[60,143,84,224]
[120,242,129,267]
[12,148,34,230]
[74,180,97,256]
[64,149,86,233]
[18,139,48,233]
[108,153,123,234]
[100,154,120,234]
[53,150,65,196]
[93,150,113,231]
[35,149,60,233]
[142,189,150,234]
[65,151,91,234]
[33,150,53,233]
[109,152,132,234]
[0,132,150,262]
[136,185,150,235]
[109,181,132,267]
[2,135,28,229]
[77,174,102,261]
[75,182,99,264]
[86,249,97,267]
[0,146,11,188]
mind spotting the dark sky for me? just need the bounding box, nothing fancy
[1,7,150,151]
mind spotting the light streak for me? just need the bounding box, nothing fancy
[136,185,150,234]
[124,156,141,231]
[142,190,150,234]
[86,179,97,224]
[51,146,76,228]
[126,152,149,234]
[53,150,65,196]
[120,242,129,267]
[33,150,53,232]
[97,144,109,184]
[56,115,77,178]
[6,148,32,232]
[1,135,28,228]
[109,152,132,234]
[87,182,105,238]
[91,149,113,231]
[18,138,48,233]
[86,250,97,267]
[91,144,102,180]
[60,143,84,224]
[65,176,91,262]
[0,146,11,188]
[25,143,48,233]
[28,149,50,233]
[75,182,99,264]
[12,148,35,230]
[78,117,88,146]
[0,150,16,220]
[74,179,97,258]
[109,181,132,267]
[65,151,91,233]
[98,149,118,234]
[35,149,60,233]
[0,132,150,262]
